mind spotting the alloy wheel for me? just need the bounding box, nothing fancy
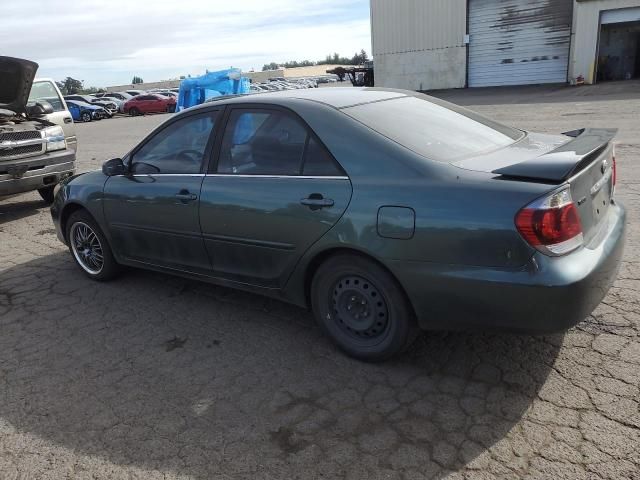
[70,222,104,275]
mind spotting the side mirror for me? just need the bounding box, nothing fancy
[102,158,127,176]
[27,101,54,117]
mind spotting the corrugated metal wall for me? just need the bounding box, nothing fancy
[468,0,573,87]
[371,0,467,55]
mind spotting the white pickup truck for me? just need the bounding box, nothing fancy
[0,56,77,203]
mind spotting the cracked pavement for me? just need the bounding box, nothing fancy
[0,86,639,479]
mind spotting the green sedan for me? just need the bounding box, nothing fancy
[51,88,626,361]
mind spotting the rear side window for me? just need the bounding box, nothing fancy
[29,81,66,112]
[218,109,343,177]
[343,95,523,163]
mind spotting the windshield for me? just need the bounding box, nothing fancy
[343,95,523,163]
[29,80,66,112]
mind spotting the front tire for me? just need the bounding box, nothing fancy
[81,112,92,122]
[37,186,56,204]
[129,107,140,116]
[66,210,119,281]
[311,254,419,361]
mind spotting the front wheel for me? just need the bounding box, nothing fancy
[81,112,92,122]
[129,107,140,116]
[311,254,419,361]
[66,210,120,281]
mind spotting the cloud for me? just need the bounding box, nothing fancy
[4,0,371,87]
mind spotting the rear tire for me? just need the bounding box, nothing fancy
[311,254,419,361]
[66,210,120,281]
[37,186,56,204]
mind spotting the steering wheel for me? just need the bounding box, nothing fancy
[176,150,202,167]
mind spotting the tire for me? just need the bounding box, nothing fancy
[37,185,56,204]
[129,107,140,116]
[81,112,92,122]
[66,210,120,281]
[311,254,419,361]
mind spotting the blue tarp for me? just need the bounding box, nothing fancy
[176,68,250,111]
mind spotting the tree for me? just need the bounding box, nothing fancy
[131,75,144,84]
[262,62,279,71]
[58,77,83,95]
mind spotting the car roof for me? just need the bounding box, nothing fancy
[199,87,409,110]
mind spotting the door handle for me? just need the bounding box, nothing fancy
[64,116,73,123]
[175,190,198,203]
[301,194,334,210]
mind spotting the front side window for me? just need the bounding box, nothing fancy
[217,109,342,176]
[131,112,217,174]
[29,81,66,112]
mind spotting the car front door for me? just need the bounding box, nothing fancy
[199,106,352,288]
[103,110,219,273]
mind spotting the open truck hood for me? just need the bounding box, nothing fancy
[0,56,38,115]
[454,128,618,183]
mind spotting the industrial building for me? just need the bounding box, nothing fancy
[371,0,640,89]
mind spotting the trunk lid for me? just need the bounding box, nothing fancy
[0,56,39,115]
[454,128,617,245]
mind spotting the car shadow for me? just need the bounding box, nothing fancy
[0,252,563,478]
[0,197,48,225]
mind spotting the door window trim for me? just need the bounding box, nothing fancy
[125,108,221,175]
[207,103,347,178]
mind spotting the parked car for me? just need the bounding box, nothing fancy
[1,56,76,203]
[96,96,125,113]
[64,95,117,117]
[50,88,625,361]
[99,92,133,102]
[28,78,77,151]
[66,100,106,122]
[124,89,145,97]
[123,94,176,115]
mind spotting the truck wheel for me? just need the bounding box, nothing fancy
[311,254,419,362]
[38,186,56,204]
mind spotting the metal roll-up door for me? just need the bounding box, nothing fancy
[468,0,572,87]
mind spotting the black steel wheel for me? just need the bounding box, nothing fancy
[311,254,418,361]
[66,210,119,281]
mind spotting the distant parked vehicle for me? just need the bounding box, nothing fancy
[64,95,117,117]
[101,92,133,102]
[97,96,125,113]
[123,93,176,115]
[66,100,106,122]
[124,90,145,97]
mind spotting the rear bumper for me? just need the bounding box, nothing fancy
[0,150,76,197]
[390,202,626,333]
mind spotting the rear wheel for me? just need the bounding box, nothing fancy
[66,210,119,281]
[37,186,56,204]
[311,254,419,361]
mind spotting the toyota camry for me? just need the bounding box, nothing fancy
[51,88,626,361]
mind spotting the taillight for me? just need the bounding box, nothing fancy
[515,188,583,256]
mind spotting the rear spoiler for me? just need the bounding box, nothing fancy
[493,128,617,183]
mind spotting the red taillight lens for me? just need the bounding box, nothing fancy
[515,188,583,256]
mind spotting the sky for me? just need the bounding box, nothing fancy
[4,0,371,88]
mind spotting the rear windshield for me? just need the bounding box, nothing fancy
[343,95,523,162]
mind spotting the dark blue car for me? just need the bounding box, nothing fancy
[66,100,105,122]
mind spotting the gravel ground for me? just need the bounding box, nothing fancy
[0,86,638,480]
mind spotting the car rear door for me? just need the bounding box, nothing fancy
[103,110,219,273]
[199,106,352,288]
